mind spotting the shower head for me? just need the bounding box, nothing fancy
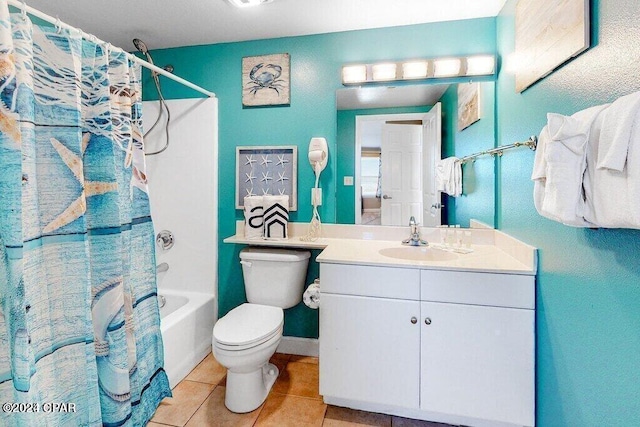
[132,38,149,54]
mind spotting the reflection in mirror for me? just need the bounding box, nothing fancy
[335,82,496,228]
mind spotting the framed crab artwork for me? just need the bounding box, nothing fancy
[242,53,291,107]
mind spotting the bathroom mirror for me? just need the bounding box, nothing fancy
[335,82,496,227]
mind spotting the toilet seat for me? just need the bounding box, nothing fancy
[213,303,283,350]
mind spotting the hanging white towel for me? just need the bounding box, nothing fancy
[436,157,462,197]
[531,104,607,227]
[597,90,640,171]
[263,195,289,240]
[531,125,549,217]
[243,196,264,240]
[545,105,607,226]
[583,101,640,228]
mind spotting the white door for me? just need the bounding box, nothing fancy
[320,293,421,409]
[420,301,535,426]
[423,103,442,226]
[380,124,423,226]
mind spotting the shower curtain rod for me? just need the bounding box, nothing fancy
[7,0,216,98]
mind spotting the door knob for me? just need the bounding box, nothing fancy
[410,317,418,324]
[424,317,432,325]
[383,195,393,199]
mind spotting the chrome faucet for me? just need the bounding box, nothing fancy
[402,216,428,246]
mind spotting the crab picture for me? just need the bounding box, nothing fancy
[246,63,285,96]
[242,53,290,106]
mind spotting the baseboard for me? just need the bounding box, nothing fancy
[276,336,319,357]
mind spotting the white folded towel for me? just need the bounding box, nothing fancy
[531,104,607,227]
[583,101,640,228]
[597,90,640,171]
[544,106,607,226]
[531,125,549,217]
[436,157,462,197]
[243,196,264,240]
[263,195,289,239]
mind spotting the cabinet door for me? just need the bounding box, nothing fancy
[420,301,534,426]
[320,293,420,409]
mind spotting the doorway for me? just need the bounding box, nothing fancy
[354,104,442,226]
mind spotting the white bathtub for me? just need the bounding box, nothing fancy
[159,289,216,388]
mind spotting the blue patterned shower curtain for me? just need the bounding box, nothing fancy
[0,2,171,426]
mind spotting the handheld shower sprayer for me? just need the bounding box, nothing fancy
[132,38,149,55]
[132,37,172,156]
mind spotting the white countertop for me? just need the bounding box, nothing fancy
[315,238,534,275]
[224,221,537,275]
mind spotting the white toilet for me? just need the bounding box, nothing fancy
[212,247,311,413]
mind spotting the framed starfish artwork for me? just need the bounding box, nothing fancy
[236,146,297,210]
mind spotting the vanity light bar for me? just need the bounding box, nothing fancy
[342,65,368,84]
[433,58,462,77]
[466,55,496,76]
[341,55,496,85]
[371,63,398,81]
[402,61,429,79]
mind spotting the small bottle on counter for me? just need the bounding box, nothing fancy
[438,225,448,246]
[446,226,456,247]
[463,230,472,248]
[455,225,463,248]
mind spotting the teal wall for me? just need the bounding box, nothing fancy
[139,2,640,423]
[440,81,495,227]
[336,105,433,224]
[496,0,640,425]
[143,18,497,338]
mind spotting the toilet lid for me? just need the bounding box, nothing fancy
[213,303,283,347]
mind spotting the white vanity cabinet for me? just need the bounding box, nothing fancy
[319,264,535,427]
[420,270,535,426]
[319,264,421,409]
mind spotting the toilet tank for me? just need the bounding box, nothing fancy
[240,247,311,309]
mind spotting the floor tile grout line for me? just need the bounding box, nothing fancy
[181,385,217,427]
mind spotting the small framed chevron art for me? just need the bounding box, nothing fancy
[236,146,298,211]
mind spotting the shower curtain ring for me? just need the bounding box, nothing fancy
[55,17,62,34]
[20,2,27,20]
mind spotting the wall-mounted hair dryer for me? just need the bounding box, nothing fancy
[308,137,328,206]
[308,137,328,173]
[300,137,328,242]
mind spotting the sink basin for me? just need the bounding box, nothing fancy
[379,246,458,262]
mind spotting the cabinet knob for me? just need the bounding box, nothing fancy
[410,317,418,324]
[424,317,432,325]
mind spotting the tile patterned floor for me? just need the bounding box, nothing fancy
[149,352,451,427]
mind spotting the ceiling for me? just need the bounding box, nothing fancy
[23,0,507,52]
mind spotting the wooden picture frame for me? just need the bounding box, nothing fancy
[515,0,590,92]
[458,82,480,131]
[242,53,290,107]
[236,146,298,211]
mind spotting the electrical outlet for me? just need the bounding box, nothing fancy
[344,176,354,186]
[312,188,322,206]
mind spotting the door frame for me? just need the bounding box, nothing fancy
[354,112,430,225]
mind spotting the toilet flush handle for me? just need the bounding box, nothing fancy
[240,260,252,267]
